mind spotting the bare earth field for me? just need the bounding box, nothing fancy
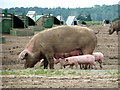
[1,25,119,88]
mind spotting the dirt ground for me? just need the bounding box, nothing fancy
[1,25,119,88]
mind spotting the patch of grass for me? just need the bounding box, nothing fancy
[79,21,102,25]
[46,73,54,77]
[60,66,63,69]
[32,69,48,75]
[49,69,55,73]
[0,71,21,75]
[71,66,74,69]
[34,70,41,75]
[106,71,113,75]
[7,68,12,71]
[105,71,120,75]
[23,71,29,74]
[55,70,65,75]
[20,73,26,75]
[1,69,49,75]
[9,72,20,75]
[28,70,34,75]
[39,69,48,74]
[85,21,102,25]
[77,72,81,75]
[68,71,76,75]
[112,72,120,75]
[0,71,9,75]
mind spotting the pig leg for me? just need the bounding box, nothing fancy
[84,64,89,69]
[92,62,97,70]
[87,64,91,69]
[44,57,48,69]
[100,64,102,69]
[55,59,60,64]
[90,64,94,69]
[98,59,103,69]
[83,64,86,69]
[79,64,83,69]
[116,30,119,35]
[45,50,54,69]
[80,64,86,69]
[47,57,54,69]
[93,64,97,70]
[69,64,74,69]
[74,63,79,68]
[45,54,54,69]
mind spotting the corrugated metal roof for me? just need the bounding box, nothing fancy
[57,15,66,25]
[57,15,63,21]
[32,15,44,22]
[66,16,77,26]
[26,11,36,18]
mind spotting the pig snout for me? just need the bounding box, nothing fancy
[18,50,27,60]
[93,52,104,69]
[59,58,71,68]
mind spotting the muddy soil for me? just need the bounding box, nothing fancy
[1,25,119,88]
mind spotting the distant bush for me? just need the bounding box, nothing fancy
[112,17,120,22]
[81,21,102,25]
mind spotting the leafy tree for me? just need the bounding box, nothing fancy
[77,14,86,21]
[86,14,92,21]
[4,4,119,21]
[112,17,120,22]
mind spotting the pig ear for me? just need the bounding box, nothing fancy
[19,50,28,60]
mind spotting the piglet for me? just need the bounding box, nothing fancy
[64,55,97,69]
[92,52,104,68]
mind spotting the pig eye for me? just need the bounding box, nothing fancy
[66,59,68,61]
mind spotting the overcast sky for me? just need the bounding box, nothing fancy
[1,0,120,9]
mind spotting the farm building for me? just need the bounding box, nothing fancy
[18,15,35,26]
[0,10,26,34]
[26,11,36,19]
[56,15,66,25]
[53,16,61,25]
[0,10,35,35]
[102,19,111,26]
[0,10,12,34]
[32,14,53,28]
[66,16,79,26]
[13,11,35,27]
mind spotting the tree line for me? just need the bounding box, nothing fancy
[2,4,119,21]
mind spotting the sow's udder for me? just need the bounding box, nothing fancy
[54,49,83,59]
